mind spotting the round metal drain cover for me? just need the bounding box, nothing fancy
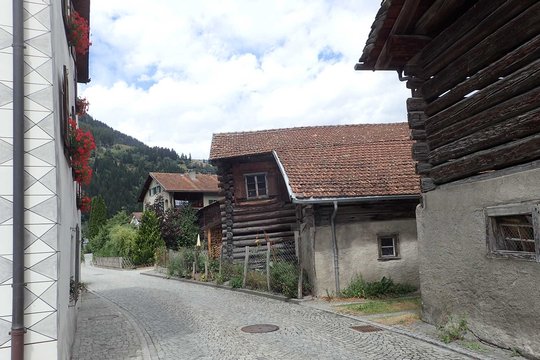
[241,324,279,333]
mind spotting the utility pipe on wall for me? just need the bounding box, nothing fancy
[330,201,340,296]
[11,0,25,358]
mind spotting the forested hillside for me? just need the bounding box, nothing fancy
[79,115,216,216]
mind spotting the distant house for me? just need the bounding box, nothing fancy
[138,172,221,211]
[356,1,540,357]
[0,0,91,358]
[130,212,143,227]
[210,123,420,295]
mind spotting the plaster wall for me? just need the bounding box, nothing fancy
[0,0,80,358]
[312,219,419,296]
[418,166,540,358]
[142,178,166,210]
[203,194,222,207]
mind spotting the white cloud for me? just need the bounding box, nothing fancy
[81,0,410,159]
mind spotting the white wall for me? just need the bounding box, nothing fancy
[311,219,419,296]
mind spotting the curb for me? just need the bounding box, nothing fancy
[141,270,493,360]
[141,270,294,303]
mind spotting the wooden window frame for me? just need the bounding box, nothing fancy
[485,202,540,262]
[244,173,268,199]
[377,233,400,261]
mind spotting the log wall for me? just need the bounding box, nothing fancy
[403,1,540,191]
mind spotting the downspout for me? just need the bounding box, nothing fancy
[330,201,340,296]
[11,0,25,358]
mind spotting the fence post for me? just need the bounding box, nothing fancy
[219,244,223,275]
[295,230,302,299]
[266,242,271,291]
[119,257,123,269]
[243,246,249,288]
[204,259,208,280]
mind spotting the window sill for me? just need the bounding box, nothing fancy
[487,251,538,262]
[377,257,401,262]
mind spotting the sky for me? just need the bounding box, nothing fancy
[80,0,410,159]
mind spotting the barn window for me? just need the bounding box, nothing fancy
[378,234,400,260]
[486,203,540,262]
[245,173,267,199]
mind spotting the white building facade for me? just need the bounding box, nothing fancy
[0,0,89,358]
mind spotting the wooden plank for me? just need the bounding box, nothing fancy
[234,236,294,247]
[427,86,540,150]
[232,208,296,222]
[426,34,540,116]
[430,133,540,184]
[408,111,427,129]
[425,58,540,137]
[422,2,540,101]
[416,162,432,175]
[407,97,426,112]
[229,223,295,236]
[412,142,429,162]
[410,129,426,141]
[233,216,297,229]
[414,0,468,35]
[420,177,436,192]
[429,107,540,165]
[386,35,431,59]
[417,0,533,77]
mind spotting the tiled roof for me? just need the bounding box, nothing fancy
[210,123,411,160]
[276,141,419,199]
[210,123,419,198]
[150,172,219,192]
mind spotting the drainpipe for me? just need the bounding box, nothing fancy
[11,0,25,358]
[330,201,340,296]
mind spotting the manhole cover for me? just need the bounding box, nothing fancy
[351,325,383,333]
[241,324,279,333]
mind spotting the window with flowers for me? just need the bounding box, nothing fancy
[68,118,95,212]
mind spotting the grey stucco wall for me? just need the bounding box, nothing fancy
[418,166,540,358]
[312,218,419,296]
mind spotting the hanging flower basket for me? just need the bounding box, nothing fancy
[68,118,95,186]
[76,189,92,213]
[67,10,91,55]
[76,97,89,117]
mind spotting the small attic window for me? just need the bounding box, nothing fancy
[486,203,540,262]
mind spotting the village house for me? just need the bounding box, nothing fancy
[0,0,90,358]
[356,0,540,357]
[138,172,221,211]
[210,123,420,295]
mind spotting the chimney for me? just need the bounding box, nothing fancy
[188,171,197,180]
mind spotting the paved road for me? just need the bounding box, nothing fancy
[72,264,474,360]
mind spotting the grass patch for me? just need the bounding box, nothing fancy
[460,341,487,353]
[372,313,420,326]
[437,316,468,343]
[339,297,420,315]
[341,275,416,299]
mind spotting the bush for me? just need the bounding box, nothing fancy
[438,316,468,343]
[168,253,188,277]
[245,270,267,291]
[230,275,243,288]
[341,275,416,299]
[133,210,165,265]
[270,261,299,298]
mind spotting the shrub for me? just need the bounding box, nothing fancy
[270,261,299,298]
[438,316,468,343]
[230,275,243,288]
[341,275,416,299]
[133,210,165,265]
[245,270,267,291]
[167,254,188,277]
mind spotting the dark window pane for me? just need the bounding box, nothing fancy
[380,237,394,247]
[381,247,394,256]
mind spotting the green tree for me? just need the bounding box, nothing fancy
[178,205,198,248]
[88,195,107,239]
[133,210,164,265]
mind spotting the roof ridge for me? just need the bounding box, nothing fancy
[212,122,407,137]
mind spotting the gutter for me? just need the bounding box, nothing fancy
[11,0,25,358]
[330,201,340,296]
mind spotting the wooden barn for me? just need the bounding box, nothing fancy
[210,123,421,295]
[356,0,540,357]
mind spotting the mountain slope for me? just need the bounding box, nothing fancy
[79,115,215,216]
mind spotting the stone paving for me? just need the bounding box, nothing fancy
[72,264,481,360]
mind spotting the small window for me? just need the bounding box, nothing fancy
[486,203,539,262]
[378,234,399,260]
[245,173,267,199]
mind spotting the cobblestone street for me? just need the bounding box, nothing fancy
[72,264,476,360]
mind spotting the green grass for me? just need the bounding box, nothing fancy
[340,297,420,315]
